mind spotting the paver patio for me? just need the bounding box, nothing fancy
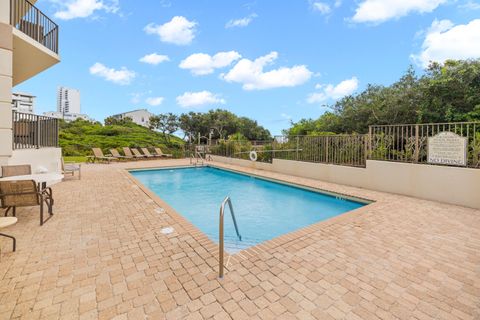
[0,159,479,320]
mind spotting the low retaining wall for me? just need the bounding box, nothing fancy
[210,155,480,209]
[5,148,62,175]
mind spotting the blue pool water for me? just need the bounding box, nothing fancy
[131,166,366,253]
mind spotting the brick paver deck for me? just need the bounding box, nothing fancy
[0,159,479,320]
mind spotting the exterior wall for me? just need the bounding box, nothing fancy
[4,148,62,176]
[112,109,153,127]
[0,1,13,166]
[210,155,480,209]
[43,111,93,122]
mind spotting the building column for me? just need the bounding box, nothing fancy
[0,1,13,167]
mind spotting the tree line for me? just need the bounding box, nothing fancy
[285,59,480,136]
[148,109,271,143]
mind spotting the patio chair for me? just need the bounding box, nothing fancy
[0,180,52,226]
[123,147,144,160]
[141,148,161,159]
[131,148,148,159]
[0,217,18,252]
[153,147,173,158]
[110,149,131,161]
[1,165,31,177]
[61,158,81,179]
[86,148,117,163]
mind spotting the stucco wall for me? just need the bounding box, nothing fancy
[4,148,62,175]
[210,155,480,209]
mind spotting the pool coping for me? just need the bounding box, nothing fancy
[124,163,377,270]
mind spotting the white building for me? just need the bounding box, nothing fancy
[12,92,35,113]
[43,111,94,122]
[110,109,154,127]
[57,86,80,114]
[43,86,92,122]
[1,0,62,174]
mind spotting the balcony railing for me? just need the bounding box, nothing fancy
[13,111,59,150]
[10,0,59,54]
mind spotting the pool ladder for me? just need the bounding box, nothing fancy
[219,196,242,278]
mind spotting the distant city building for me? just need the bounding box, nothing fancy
[12,92,35,113]
[57,86,80,114]
[43,86,93,122]
[110,109,154,127]
[43,111,94,122]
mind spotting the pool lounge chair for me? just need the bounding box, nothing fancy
[123,147,145,160]
[131,148,150,159]
[153,147,173,158]
[87,148,117,163]
[110,149,131,161]
[141,148,162,159]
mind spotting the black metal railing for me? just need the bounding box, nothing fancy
[13,111,59,149]
[10,0,59,54]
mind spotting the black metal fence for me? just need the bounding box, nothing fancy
[369,122,479,168]
[208,135,367,167]
[12,111,59,149]
[205,121,480,169]
[10,0,59,54]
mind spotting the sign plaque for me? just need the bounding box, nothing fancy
[427,132,467,166]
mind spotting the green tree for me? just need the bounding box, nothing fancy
[150,113,179,144]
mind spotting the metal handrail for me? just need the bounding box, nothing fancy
[10,0,59,54]
[219,196,241,278]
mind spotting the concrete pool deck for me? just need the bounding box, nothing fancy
[0,159,479,319]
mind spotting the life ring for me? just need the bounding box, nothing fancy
[249,150,258,161]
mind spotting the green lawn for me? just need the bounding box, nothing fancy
[64,156,88,163]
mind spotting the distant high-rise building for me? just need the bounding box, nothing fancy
[57,86,80,114]
[12,92,35,113]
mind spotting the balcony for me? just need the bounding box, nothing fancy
[10,0,60,86]
[12,111,59,150]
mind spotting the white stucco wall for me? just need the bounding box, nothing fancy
[210,155,480,209]
[4,147,62,175]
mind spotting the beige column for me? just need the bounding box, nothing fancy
[0,1,13,166]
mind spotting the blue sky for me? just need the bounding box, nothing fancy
[17,0,480,134]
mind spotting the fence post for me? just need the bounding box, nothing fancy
[325,136,329,163]
[36,116,40,149]
[414,124,419,163]
[368,126,372,160]
[295,136,299,161]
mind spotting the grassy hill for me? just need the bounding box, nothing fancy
[59,119,185,158]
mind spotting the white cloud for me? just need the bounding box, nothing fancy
[307,77,359,103]
[312,2,331,15]
[139,53,170,65]
[222,52,312,90]
[53,0,119,20]
[411,19,480,68]
[225,14,258,28]
[145,97,164,106]
[280,113,292,120]
[179,51,242,76]
[89,62,135,85]
[176,91,225,108]
[352,0,446,24]
[144,16,197,45]
[459,1,480,10]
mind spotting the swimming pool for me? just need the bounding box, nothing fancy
[130,166,367,253]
